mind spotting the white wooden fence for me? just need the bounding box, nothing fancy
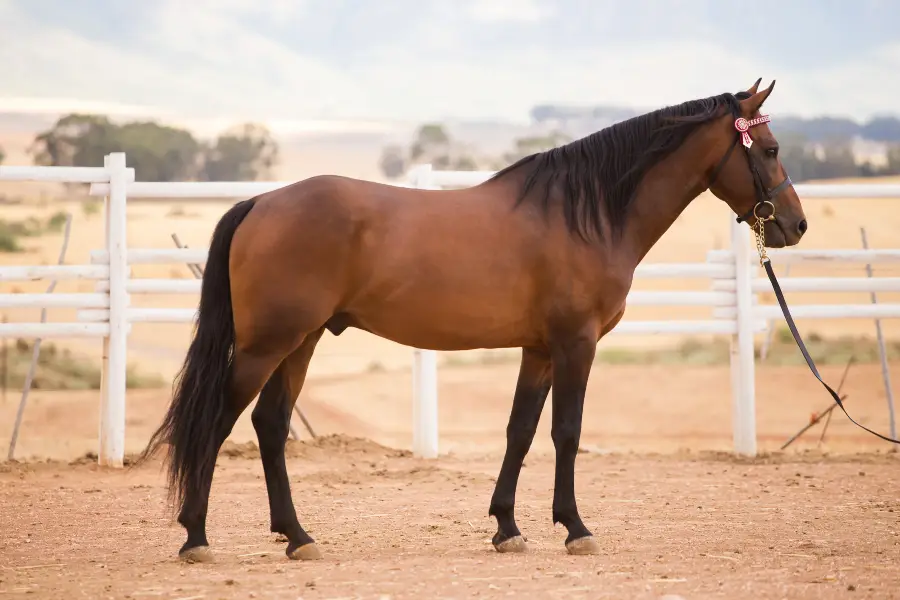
[1,152,900,466]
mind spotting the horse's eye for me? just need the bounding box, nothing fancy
[765,147,779,159]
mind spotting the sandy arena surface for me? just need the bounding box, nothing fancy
[3,361,900,599]
[2,438,900,599]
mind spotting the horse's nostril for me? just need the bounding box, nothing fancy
[797,219,808,235]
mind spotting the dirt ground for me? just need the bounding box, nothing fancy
[2,438,900,599]
[3,361,900,599]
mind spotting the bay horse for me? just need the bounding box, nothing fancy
[138,78,807,562]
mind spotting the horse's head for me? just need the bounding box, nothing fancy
[707,78,806,248]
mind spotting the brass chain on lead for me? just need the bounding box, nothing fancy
[754,219,768,265]
[752,200,776,265]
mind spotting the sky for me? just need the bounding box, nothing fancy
[1,0,899,129]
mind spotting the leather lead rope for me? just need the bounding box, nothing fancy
[762,257,900,445]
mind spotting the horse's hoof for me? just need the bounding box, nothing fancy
[565,536,600,556]
[493,535,528,553]
[287,542,323,561]
[178,545,214,563]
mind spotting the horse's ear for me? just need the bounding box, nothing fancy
[745,78,762,95]
[740,80,775,115]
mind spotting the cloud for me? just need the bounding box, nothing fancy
[466,0,555,22]
[354,38,779,122]
[796,43,900,118]
[0,0,366,122]
[141,0,364,117]
[0,0,898,127]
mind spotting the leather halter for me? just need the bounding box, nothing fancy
[706,112,794,225]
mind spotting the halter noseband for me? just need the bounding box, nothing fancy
[707,111,794,226]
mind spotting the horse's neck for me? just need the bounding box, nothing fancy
[619,129,719,265]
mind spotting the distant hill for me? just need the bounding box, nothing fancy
[775,115,900,143]
[530,104,900,143]
[0,111,56,135]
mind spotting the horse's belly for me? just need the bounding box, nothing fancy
[349,296,540,351]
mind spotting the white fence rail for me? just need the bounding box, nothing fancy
[2,154,900,465]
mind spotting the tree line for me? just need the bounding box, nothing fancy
[378,124,574,180]
[380,123,900,183]
[8,111,899,185]
[775,131,900,181]
[26,114,279,181]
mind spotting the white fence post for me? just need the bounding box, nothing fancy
[729,219,757,456]
[98,152,129,467]
[98,156,111,465]
[408,164,439,459]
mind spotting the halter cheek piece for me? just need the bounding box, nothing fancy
[706,113,794,226]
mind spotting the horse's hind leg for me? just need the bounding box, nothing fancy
[178,348,285,562]
[251,327,326,561]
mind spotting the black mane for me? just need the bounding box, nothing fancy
[491,91,749,241]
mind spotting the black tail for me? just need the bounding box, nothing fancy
[135,198,257,515]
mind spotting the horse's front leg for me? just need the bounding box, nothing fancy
[488,346,552,553]
[549,328,600,555]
